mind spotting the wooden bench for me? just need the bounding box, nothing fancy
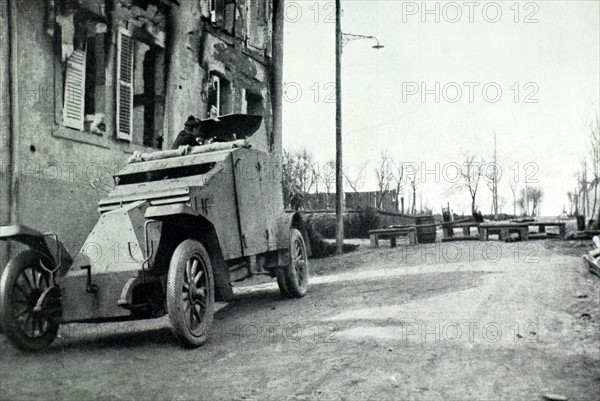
[479,223,529,242]
[527,222,566,240]
[369,227,417,247]
[583,236,600,277]
[441,222,481,241]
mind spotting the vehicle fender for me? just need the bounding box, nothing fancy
[0,225,72,275]
[276,212,312,257]
[148,215,234,302]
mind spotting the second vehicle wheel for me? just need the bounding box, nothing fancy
[166,239,215,348]
[277,228,309,298]
[0,250,60,352]
[275,266,290,297]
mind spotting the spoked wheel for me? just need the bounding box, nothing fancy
[0,250,60,351]
[166,240,214,348]
[277,228,309,298]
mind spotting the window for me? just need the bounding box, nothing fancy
[242,90,264,116]
[117,28,166,149]
[246,0,268,51]
[56,3,166,149]
[62,17,107,133]
[84,31,106,133]
[209,0,235,34]
[208,74,233,117]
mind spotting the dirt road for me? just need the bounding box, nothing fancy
[1,240,599,400]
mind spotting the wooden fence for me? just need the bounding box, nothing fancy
[302,190,398,212]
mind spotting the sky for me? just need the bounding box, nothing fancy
[282,0,600,215]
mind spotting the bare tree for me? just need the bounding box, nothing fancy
[581,160,589,216]
[529,187,544,216]
[282,149,297,208]
[343,161,369,195]
[391,159,404,213]
[409,177,417,214]
[571,113,600,222]
[282,148,318,209]
[459,154,485,214]
[374,151,394,209]
[486,162,500,218]
[509,181,518,217]
[517,189,527,216]
[295,149,317,194]
[567,191,576,216]
[488,131,499,218]
[321,160,335,208]
[588,113,600,220]
[342,161,369,209]
[518,186,544,216]
[343,171,360,195]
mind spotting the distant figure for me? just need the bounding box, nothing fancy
[443,210,454,237]
[443,210,452,222]
[171,116,201,149]
[473,210,484,223]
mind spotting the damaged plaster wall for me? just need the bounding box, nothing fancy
[203,34,272,152]
[0,0,211,262]
[197,0,275,153]
[163,0,204,147]
[163,0,277,151]
[0,0,281,271]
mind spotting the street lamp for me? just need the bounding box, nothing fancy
[335,1,384,254]
[341,33,385,49]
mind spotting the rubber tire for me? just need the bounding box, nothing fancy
[275,267,291,297]
[0,250,59,352]
[166,240,215,348]
[279,229,309,298]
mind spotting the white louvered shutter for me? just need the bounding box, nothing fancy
[62,49,86,130]
[116,28,134,141]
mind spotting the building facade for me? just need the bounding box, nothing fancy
[0,0,284,269]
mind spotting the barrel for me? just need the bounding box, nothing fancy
[415,215,436,243]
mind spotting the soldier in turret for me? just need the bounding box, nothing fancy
[171,116,202,149]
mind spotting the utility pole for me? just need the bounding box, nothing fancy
[335,0,344,254]
[493,131,498,219]
[333,8,383,254]
[583,160,588,217]
[525,178,529,216]
[574,184,579,215]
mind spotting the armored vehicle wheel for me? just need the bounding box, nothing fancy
[167,240,215,348]
[0,250,60,351]
[277,229,309,298]
[275,267,290,297]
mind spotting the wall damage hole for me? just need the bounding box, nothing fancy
[29,145,36,152]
